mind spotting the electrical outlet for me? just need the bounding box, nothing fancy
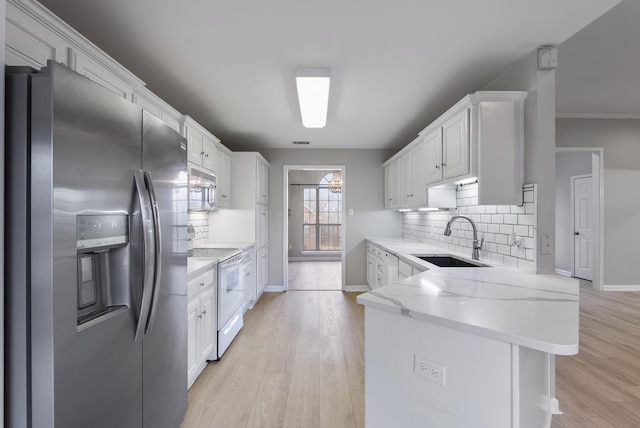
[414,354,445,385]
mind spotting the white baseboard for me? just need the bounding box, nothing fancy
[602,284,640,291]
[288,256,341,262]
[345,285,370,292]
[554,269,572,277]
[549,398,562,415]
[264,285,285,292]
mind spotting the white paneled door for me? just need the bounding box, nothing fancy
[573,175,593,281]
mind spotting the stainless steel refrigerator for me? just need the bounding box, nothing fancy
[5,61,188,427]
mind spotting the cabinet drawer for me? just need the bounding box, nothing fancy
[188,267,216,298]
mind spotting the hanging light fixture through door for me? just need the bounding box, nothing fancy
[328,170,342,193]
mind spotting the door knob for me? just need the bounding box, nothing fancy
[574,231,580,235]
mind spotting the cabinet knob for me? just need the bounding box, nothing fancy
[441,163,446,167]
[197,314,203,319]
[202,309,207,315]
[435,165,440,169]
[199,282,205,287]
[574,231,580,236]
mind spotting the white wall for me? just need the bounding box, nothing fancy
[555,152,592,274]
[262,149,401,287]
[482,50,557,274]
[557,118,640,287]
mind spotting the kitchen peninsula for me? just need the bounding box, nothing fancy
[357,238,579,428]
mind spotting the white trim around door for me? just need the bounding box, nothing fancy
[283,165,346,291]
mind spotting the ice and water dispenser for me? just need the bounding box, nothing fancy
[76,214,130,329]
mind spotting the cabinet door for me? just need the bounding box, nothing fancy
[132,88,182,133]
[187,298,201,387]
[257,247,268,297]
[73,50,134,100]
[384,164,396,209]
[399,152,412,207]
[410,140,427,206]
[243,261,255,307]
[5,6,69,68]
[442,109,470,180]
[423,128,443,185]
[257,205,268,248]
[202,138,217,172]
[186,129,204,165]
[366,252,376,288]
[215,147,231,207]
[257,160,269,205]
[199,289,216,362]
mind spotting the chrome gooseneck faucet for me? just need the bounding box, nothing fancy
[444,215,484,260]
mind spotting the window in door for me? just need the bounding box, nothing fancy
[303,172,342,251]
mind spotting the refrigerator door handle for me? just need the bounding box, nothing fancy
[134,170,156,342]
[144,171,163,335]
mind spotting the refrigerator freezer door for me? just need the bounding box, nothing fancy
[141,111,188,428]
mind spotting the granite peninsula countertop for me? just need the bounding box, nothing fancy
[357,237,579,355]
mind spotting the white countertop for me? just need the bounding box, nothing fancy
[357,237,579,355]
[187,242,255,280]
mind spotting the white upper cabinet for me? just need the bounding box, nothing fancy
[384,136,427,209]
[384,162,398,209]
[5,1,69,68]
[215,145,232,208]
[182,116,220,173]
[398,151,412,207]
[6,0,183,128]
[441,109,470,180]
[72,50,135,99]
[257,160,269,205]
[132,87,182,133]
[423,128,443,185]
[385,91,527,208]
[409,139,427,206]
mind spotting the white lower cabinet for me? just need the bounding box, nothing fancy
[187,267,217,389]
[367,242,399,289]
[257,246,268,298]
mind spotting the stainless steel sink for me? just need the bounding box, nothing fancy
[411,254,488,268]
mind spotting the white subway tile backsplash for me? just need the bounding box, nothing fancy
[402,183,537,272]
[503,214,518,225]
[499,224,513,235]
[187,211,209,249]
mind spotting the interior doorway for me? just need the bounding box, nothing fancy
[555,148,603,289]
[283,165,346,291]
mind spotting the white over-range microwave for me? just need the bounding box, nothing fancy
[188,166,216,211]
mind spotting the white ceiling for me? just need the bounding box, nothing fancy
[38,0,621,150]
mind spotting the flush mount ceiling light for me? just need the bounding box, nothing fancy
[295,67,330,128]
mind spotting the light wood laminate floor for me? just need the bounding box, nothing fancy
[182,290,364,428]
[288,261,341,290]
[551,284,640,427]
[182,284,640,427]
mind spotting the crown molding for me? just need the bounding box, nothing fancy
[556,112,640,119]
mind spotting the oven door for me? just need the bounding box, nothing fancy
[218,257,244,328]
